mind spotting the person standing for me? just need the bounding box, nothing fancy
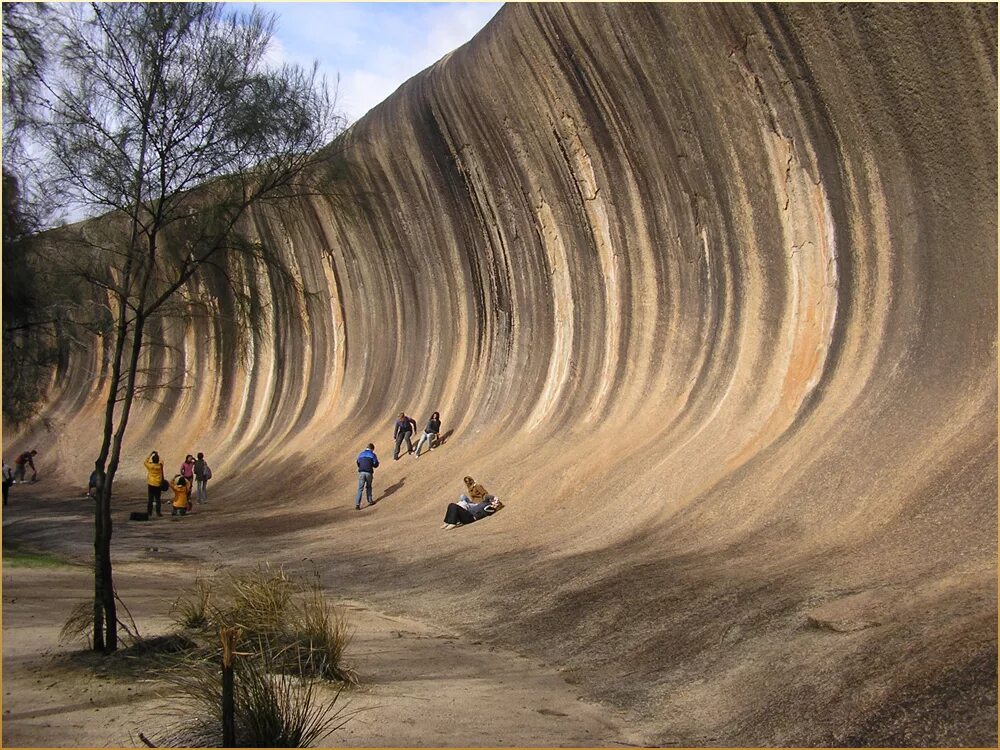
[144,451,165,517]
[355,443,379,509]
[13,450,37,483]
[87,461,104,499]
[193,452,211,504]
[2,459,13,506]
[414,411,442,457]
[393,412,417,460]
[180,455,195,486]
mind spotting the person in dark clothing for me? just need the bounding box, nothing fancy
[87,461,104,499]
[13,450,37,483]
[414,411,442,457]
[193,452,211,504]
[2,460,13,506]
[393,412,417,459]
[355,443,380,509]
[441,495,502,529]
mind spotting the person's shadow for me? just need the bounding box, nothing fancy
[436,429,454,447]
[373,477,405,504]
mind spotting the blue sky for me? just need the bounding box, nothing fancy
[232,2,504,124]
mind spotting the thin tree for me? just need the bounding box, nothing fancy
[25,2,345,652]
[2,3,59,424]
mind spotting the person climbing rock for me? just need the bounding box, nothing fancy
[393,412,417,459]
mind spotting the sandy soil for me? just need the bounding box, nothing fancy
[2,482,645,748]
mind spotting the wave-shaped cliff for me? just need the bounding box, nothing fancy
[10,4,997,744]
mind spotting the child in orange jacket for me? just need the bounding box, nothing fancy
[169,476,190,517]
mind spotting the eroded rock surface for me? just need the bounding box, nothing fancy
[8,4,997,745]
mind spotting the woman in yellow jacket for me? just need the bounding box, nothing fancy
[169,476,190,517]
[144,452,164,517]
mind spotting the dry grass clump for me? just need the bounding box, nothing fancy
[171,578,212,629]
[60,596,142,650]
[153,643,350,748]
[171,566,356,684]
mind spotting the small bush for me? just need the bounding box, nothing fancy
[221,565,296,638]
[60,601,94,649]
[171,566,355,684]
[292,588,356,684]
[60,595,141,650]
[170,578,212,629]
[154,645,351,748]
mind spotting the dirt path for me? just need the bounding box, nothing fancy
[2,488,643,748]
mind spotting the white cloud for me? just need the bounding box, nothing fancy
[247,2,504,123]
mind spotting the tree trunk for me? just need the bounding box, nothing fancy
[93,474,118,652]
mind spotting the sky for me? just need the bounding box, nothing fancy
[231,2,504,124]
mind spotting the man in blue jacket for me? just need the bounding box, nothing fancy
[355,443,379,509]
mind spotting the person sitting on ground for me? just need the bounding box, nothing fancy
[414,411,442,458]
[441,493,503,530]
[459,475,494,507]
[144,451,165,517]
[169,476,190,517]
[13,449,37,483]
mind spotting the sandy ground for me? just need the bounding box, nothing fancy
[2,483,644,748]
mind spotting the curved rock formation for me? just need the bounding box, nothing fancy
[9,4,997,744]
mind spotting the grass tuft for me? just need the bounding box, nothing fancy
[2,542,72,568]
[170,578,212,629]
[153,643,351,748]
[170,565,356,684]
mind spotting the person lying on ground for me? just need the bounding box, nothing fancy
[169,476,190,517]
[441,496,503,529]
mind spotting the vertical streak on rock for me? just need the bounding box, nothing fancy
[527,197,574,431]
